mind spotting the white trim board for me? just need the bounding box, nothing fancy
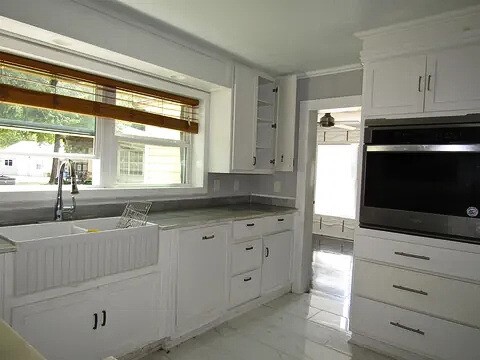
[296,64,362,80]
[293,95,361,294]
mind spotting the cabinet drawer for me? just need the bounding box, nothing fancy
[350,296,480,360]
[230,269,261,308]
[231,238,262,275]
[264,214,294,234]
[233,218,267,240]
[180,224,228,244]
[354,234,480,281]
[353,260,480,327]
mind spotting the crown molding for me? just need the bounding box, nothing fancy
[296,63,362,80]
[355,4,480,40]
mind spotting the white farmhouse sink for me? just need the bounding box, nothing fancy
[0,217,159,296]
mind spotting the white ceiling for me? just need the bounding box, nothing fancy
[113,0,480,75]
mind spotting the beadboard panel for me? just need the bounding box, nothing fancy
[14,224,158,296]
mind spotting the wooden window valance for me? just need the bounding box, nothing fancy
[0,51,199,133]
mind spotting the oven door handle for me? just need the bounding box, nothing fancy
[366,144,480,152]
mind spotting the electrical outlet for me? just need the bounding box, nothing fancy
[213,179,221,193]
[274,181,281,193]
[233,179,240,192]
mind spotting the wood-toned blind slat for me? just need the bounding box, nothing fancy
[0,52,200,134]
[0,84,198,133]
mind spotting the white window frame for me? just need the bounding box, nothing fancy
[0,43,210,204]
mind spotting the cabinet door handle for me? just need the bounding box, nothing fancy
[418,76,423,92]
[101,310,107,327]
[265,247,269,258]
[281,154,284,163]
[390,321,425,336]
[246,223,255,227]
[245,246,254,251]
[393,284,428,296]
[427,75,432,91]
[253,156,257,166]
[394,251,430,261]
[93,313,98,330]
[243,277,252,282]
[277,218,285,222]
[202,234,215,240]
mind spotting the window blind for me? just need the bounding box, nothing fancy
[0,52,199,134]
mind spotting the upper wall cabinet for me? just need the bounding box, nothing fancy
[209,64,296,174]
[424,44,480,112]
[363,55,427,116]
[363,43,480,117]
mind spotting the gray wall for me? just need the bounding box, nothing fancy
[251,69,363,199]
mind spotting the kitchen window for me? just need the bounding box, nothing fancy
[0,52,204,193]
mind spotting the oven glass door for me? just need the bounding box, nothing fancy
[363,150,480,218]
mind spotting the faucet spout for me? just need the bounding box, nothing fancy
[54,159,79,221]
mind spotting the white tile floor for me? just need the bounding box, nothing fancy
[143,239,393,360]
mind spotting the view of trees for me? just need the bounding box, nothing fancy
[0,66,96,184]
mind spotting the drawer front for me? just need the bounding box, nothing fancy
[231,238,262,275]
[354,234,480,281]
[353,260,480,327]
[230,269,261,308]
[350,296,480,360]
[264,214,294,234]
[233,218,267,240]
[180,224,229,244]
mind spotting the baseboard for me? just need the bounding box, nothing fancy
[350,332,433,360]
[166,285,292,348]
[117,339,165,360]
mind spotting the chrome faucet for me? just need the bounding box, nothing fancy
[54,159,79,221]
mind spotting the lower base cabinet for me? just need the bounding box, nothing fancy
[12,272,161,360]
[261,231,292,294]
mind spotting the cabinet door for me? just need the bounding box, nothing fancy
[231,64,257,171]
[261,231,292,294]
[177,225,228,335]
[364,55,426,116]
[0,254,4,320]
[11,290,100,360]
[275,75,297,171]
[425,44,480,112]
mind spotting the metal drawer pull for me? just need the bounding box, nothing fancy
[93,313,98,330]
[390,321,425,336]
[394,251,430,261]
[243,277,252,282]
[202,234,215,240]
[246,223,255,227]
[393,284,428,296]
[101,310,107,327]
[277,218,285,222]
[245,246,254,251]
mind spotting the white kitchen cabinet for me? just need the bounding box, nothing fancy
[96,273,161,359]
[351,296,480,360]
[363,55,427,116]
[11,289,100,360]
[261,230,292,294]
[275,75,297,171]
[231,64,258,171]
[176,225,228,335]
[230,269,261,307]
[209,64,296,174]
[424,44,480,112]
[11,272,162,360]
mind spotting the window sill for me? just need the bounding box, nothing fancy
[0,184,208,205]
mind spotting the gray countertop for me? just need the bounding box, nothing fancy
[0,235,16,254]
[148,204,297,230]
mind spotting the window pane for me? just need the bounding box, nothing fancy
[0,128,94,155]
[117,142,187,185]
[115,120,184,141]
[315,144,359,219]
[0,155,94,186]
[0,103,96,136]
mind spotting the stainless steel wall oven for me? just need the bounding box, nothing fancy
[360,115,480,243]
